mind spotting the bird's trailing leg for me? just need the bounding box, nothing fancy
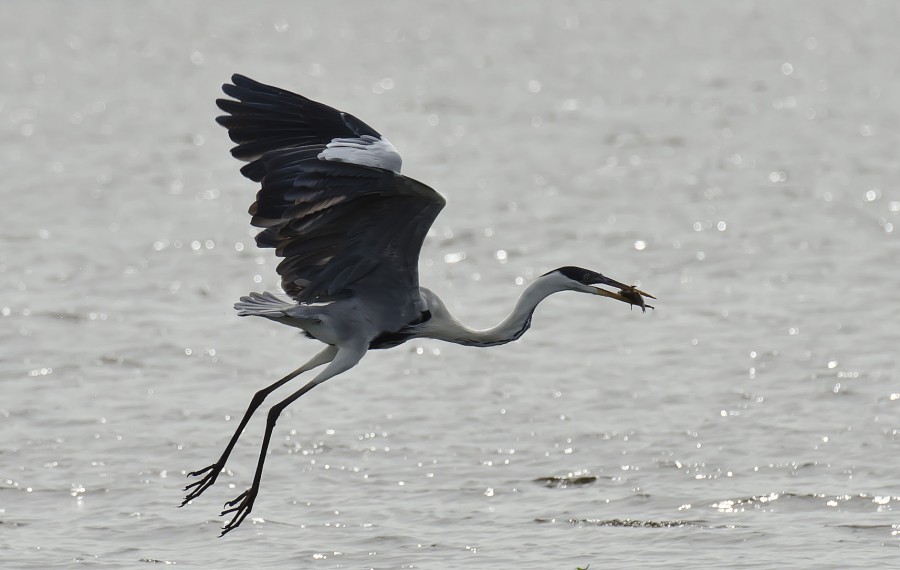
[181,345,338,506]
[219,344,366,536]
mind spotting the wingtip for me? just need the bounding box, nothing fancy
[231,73,256,85]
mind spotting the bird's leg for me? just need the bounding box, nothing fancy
[219,344,366,536]
[181,345,338,506]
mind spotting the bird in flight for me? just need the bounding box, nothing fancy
[182,74,655,535]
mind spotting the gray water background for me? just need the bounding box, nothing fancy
[2,1,899,568]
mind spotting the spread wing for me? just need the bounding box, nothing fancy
[216,74,401,181]
[216,75,445,321]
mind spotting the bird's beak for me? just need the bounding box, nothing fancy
[593,278,656,313]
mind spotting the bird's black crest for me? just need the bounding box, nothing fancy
[546,266,606,285]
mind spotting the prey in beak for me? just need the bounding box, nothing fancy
[547,266,657,312]
[595,284,656,312]
[589,273,656,312]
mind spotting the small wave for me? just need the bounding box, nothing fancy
[833,523,898,531]
[535,517,735,529]
[709,492,900,512]
[533,474,599,489]
[573,518,692,528]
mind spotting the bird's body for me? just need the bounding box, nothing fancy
[183,74,655,535]
[236,275,588,349]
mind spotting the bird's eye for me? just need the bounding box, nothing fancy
[583,273,592,283]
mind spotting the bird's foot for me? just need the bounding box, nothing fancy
[219,487,258,536]
[180,463,222,506]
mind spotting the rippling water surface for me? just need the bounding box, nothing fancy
[2,1,899,568]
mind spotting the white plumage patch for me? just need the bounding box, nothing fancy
[318,134,402,173]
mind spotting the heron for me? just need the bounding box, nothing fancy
[182,74,656,536]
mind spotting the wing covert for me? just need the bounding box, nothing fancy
[251,153,444,308]
[216,74,399,181]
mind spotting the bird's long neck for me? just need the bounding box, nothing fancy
[428,277,562,347]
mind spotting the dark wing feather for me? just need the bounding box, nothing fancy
[216,74,381,180]
[251,155,445,317]
[217,74,442,326]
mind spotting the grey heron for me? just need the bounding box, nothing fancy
[182,74,656,536]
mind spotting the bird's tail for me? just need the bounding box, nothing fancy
[234,291,294,317]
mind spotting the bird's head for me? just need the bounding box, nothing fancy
[544,266,656,312]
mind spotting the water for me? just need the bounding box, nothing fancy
[2,1,899,567]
